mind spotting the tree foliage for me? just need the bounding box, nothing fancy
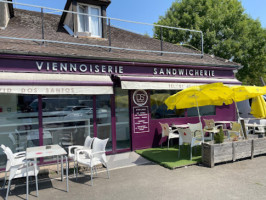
[154,0,266,85]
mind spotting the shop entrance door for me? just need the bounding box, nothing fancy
[114,88,131,152]
[95,90,131,153]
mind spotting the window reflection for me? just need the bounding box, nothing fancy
[0,94,39,168]
[150,90,185,119]
[187,105,216,117]
[115,88,130,150]
[96,95,112,151]
[41,95,94,163]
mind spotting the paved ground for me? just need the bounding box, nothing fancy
[1,152,266,200]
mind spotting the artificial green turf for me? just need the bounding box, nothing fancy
[135,145,202,169]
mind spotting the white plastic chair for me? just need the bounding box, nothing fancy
[0,145,26,188]
[177,127,203,160]
[254,120,266,135]
[188,122,204,141]
[76,138,109,186]
[159,123,179,149]
[1,145,39,200]
[226,122,243,139]
[68,136,94,176]
[8,133,25,152]
[203,119,223,140]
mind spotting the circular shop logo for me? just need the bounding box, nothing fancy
[133,90,148,106]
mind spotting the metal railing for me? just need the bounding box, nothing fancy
[0,0,204,57]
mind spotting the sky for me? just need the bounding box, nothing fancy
[11,0,266,36]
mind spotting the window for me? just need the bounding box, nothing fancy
[77,4,102,37]
[150,90,185,119]
[187,105,216,117]
[0,94,39,168]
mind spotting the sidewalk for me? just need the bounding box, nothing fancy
[1,152,266,200]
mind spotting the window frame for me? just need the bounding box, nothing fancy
[77,3,102,38]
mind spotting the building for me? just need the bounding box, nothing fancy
[0,0,241,169]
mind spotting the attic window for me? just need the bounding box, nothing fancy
[77,4,102,37]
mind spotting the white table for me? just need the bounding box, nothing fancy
[172,124,189,129]
[26,145,69,199]
[245,123,266,134]
[203,128,220,140]
[214,121,235,129]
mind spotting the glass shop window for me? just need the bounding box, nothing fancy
[187,105,216,117]
[115,88,130,150]
[96,95,112,151]
[0,94,39,169]
[41,95,94,163]
[150,90,185,119]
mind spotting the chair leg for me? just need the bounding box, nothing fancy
[73,160,76,177]
[2,171,7,188]
[76,163,79,180]
[94,167,98,176]
[90,167,93,186]
[106,164,110,179]
[35,175,39,197]
[5,179,11,200]
[178,145,180,158]
[190,146,192,160]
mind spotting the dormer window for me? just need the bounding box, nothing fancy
[77,4,102,38]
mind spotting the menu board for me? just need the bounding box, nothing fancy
[133,106,149,133]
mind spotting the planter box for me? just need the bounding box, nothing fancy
[202,137,266,168]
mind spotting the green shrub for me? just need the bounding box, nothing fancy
[214,128,224,144]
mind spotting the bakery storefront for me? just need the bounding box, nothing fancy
[0,0,242,169]
[0,54,240,168]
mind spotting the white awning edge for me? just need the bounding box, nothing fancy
[121,80,240,90]
[0,72,112,82]
[121,81,203,90]
[0,86,113,95]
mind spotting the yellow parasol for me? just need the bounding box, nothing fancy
[230,85,266,119]
[165,83,233,110]
[250,95,266,119]
[231,85,266,102]
[165,82,234,122]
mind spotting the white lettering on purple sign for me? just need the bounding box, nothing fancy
[152,67,215,77]
[36,62,124,74]
[133,106,149,134]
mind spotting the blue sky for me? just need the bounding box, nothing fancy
[12,0,266,35]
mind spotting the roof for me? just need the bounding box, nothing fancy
[0,9,241,68]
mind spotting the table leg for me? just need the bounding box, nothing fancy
[65,156,69,192]
[34,158,38,197]
[61,156,64,181]
[26,159,29,200]
[57,156,59,174]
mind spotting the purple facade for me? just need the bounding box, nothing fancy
[0,53,239,152]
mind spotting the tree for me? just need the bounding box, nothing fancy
[154,0,266,86]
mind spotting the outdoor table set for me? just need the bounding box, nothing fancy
[25,145,69,200]
[169,118,264,142]
[1,144,69,200]
[1,136,110,200]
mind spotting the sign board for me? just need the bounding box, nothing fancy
[133,106,149,133]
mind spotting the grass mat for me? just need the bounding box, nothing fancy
[136,145,202,169]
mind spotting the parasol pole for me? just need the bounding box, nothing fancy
[235,101,241,122]
[195,95,205,142]
[196,102,201,122]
